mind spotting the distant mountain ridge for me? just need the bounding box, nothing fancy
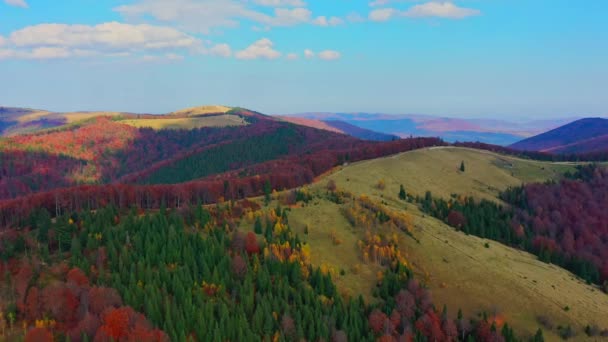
[278,115,398,141]
[510,118,608,154]
[281,112,580,145]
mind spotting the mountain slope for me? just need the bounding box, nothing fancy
[510,118,608,153]
[286,147,606,340]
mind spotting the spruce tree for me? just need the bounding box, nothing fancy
[399,185,406,200]
[254,217,263,234]
[460,161,466,172]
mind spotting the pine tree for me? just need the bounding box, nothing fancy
[460,161,466,172]
[254,217,263,235]
[399,185,406,200]
[533,328,544,342]
[264,180,272,205]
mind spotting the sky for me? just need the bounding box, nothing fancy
[0,0,607,119]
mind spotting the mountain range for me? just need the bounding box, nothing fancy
[279,112,582,145]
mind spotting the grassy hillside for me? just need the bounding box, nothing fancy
[169,105,231,116]
[120,114,247,130]
[283,147,607,341]
[328,147,574,202]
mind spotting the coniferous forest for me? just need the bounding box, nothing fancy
[2,193,540,341]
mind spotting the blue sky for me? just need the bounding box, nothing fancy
[0,0,606,119]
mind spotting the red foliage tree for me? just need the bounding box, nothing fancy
[369,309,388,334]
[245,232,260,255]
[89,287,122,315]
[70,311,101,341]
[447,210,467,229]
[67,267,90,287]
[414,311,445,342]
[99,307,131,340]
[25,327,53,342]
[42,283,79,324]
[395,290,416,320]
[14,262,33,312]
[25,286,41,321]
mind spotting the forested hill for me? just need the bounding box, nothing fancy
[510,118,608,153]
[0,106,447,225]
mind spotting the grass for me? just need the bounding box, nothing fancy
[16,111,123,124]
[284,147,606,340]
[328,146,575,203]
[399,203,608,341]
[170,105,232,117]
[120,115,248,130]
[286,197,383,301]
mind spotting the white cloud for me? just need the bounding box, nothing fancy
[253,0,306,7]
[318,50,341,60]
[369,8,397,22]
[0,22,238,61]
[312,16,344,27]
[370,2,480,22]
[4,0,28,8]
[28,47,72,59]
[271,7,312,26]
[405,1,480,19]
[286,53,298,60]
[115,0,328,34]
[235,38,281,60]
[304,49,315,59]
[210,43,232,57]
[9,22,200,50]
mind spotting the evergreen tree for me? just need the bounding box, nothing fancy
[264,180,272,205]
[399,185,407,200]
[460,161,466,172]
[254,217,263,235]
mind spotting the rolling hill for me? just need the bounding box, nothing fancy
[510,118,608,153]
[0,105,255,136]
[2,105,608,341]
[284,147,607,341]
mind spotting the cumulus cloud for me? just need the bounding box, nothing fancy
[9,22,199,50]
[370,1,480,21]
[304,49,315,59]
[4,0,28,8]
[405,1,480,19]
[312,16,344,27]
[235,38,281,60]
[115,0,336,33]
[302,49,340,61]
[0,22,237,61]
[369,8,397,22]
[318,50,341,60]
